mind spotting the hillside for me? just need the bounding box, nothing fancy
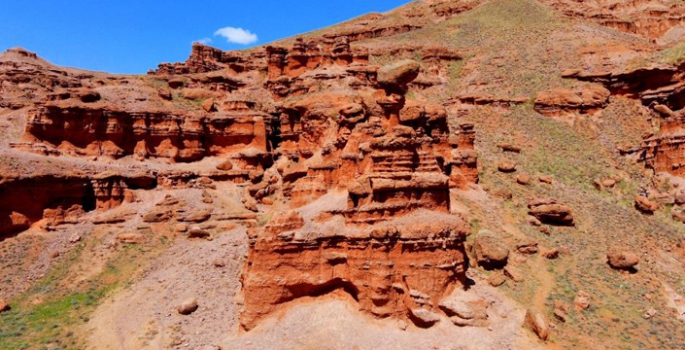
[1,0,685,349]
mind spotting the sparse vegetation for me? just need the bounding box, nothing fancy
[0,236,167,349]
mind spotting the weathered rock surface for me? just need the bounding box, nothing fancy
[240,213,470,330]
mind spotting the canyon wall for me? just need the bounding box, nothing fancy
[0,28,479,330]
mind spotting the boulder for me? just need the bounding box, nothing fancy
[0,299,10,314]
[574,291,591,310]
[542,249,559,259]
[538,175,553,184]
[527,215,542,226]
[607,247,639,270]
[517,174,531,185]
[504,265,524,282]
[177,298,199,315]
[216,160,234,171]
[408,307,441,327]
[178,209,212,223]
[488,273,507,287]
[524,308,550,341]
[643,308,658,319]
[553,300,569,322]
[116,233,147,244]
[675,189,685,205]
[439,293,489,328]
[498,143,521,153]
[527,197,574,226]
[497,159,517,173]
[377,60,420,89]
[473,229,509,269]
[602,179,616,188]
[188,226,210,239]
[517,240,539,254]
[635,196,658,214]
[142,209,172,223]
[439,299,474,320]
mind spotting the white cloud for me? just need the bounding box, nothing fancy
[194,37,212,45]
[214,27,258,45]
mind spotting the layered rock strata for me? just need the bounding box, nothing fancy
[240,211,470,330]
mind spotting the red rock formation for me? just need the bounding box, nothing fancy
[0,48,84,110]
[540,0,685,40]
[641,111,685,175]
[563,64,685,176]
[572,63,685,176]
[18,101,272,162]
[429,0,487,19]
[1,37,482,333]
[534,86,610,117]
[153,43,266,75]
[564,66,685,109]
[239,42,479,330]
[0,171,155,238]
[240,212,469,330]
[0,175,93,238]
[323,25,423,43]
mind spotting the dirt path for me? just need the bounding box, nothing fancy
[85,227,247,350]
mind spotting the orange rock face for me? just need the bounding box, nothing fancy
[541,0,685,40]
[241,211,469,330]
[534,86,610,117]
[0,31,480,330]
[237,38,477,330]
[0,175,94,237]
[20,102,272,162]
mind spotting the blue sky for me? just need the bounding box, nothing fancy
[0,0,411,74]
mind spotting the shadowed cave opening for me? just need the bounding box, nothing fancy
[284,278,360,303]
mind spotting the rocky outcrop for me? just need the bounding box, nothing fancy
[0,172,156,238]
[541,0,685,40]
[154,43,266,75]
[240,213,469,331]
[534,86,610,117]
[563,66,685,109]
[0,48,84,110]
[429,0,487,19]
[18,102,272,163]
[240,43,478,330]
[563,65,685,177]
[2,28,483,336]
[635,196,659,214]
[640,110,685,176]
[0,174,94,238]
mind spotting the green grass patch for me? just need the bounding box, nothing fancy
[0,236,165,349]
